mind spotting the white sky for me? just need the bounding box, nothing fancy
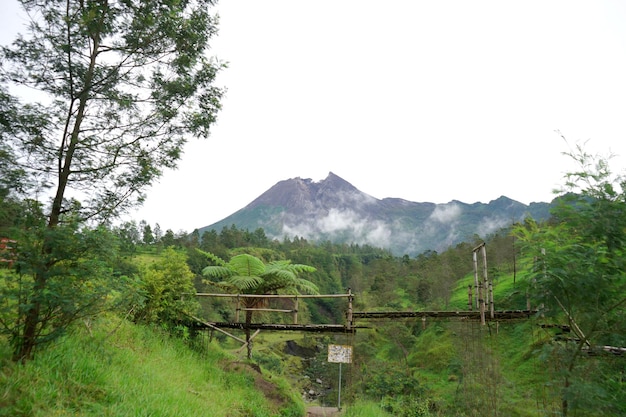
[3,1,626,233]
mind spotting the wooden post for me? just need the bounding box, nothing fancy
[481,244,492,320]
[479,279,485,325]
[293,296,298,324]
[489,281,494,319]
[346,288,353,330]
[473,250,479,310]
[422,316,426,330]
[468,285,473,311]
[235,295,241,323]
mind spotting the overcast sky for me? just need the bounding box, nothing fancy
[3,1,626,233]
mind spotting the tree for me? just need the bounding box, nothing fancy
[513,144,626,416]
[134,247,198,324]
[200,251,318,358]
[114,220,140,255]
[161,229,176,248]
[0,216,140,361]
[141,221,154,246]
[0,0,223,362]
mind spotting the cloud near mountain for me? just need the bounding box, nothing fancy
[198,172,553,256]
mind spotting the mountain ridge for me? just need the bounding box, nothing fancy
[198,172,552,256]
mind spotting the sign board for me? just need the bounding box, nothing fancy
[328,344,352,364]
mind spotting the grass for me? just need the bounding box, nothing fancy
[448,267,531,311]
[0,315,304,417]
[342,401,393,416]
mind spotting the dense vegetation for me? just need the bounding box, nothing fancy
[1,1,624,415]
[3,146,625,416]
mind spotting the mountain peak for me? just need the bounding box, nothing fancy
[201,174,552,256]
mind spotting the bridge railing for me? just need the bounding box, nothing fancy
[194,289,354,328]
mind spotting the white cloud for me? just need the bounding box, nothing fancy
[429,204,462,223]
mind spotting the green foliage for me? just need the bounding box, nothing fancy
[0,317,302,417]
[409,325,455,371]
[200,250,318,358]
[133,247,198,324]
[343,401,394,417]
[363,364,424,399]
[0,220,140,361]
[380,395,436,417]
[200,251,318,296]
[513,144,626,416]
[0,0,223,362]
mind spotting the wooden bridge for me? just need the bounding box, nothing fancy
[184,289,537,336]
[183,243,537,343]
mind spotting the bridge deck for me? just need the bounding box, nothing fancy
[184,310,535,334]
[186,321,364,333]
[352,310,537,320]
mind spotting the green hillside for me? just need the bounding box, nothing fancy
[0,316,303,417]
[2,148,625,417]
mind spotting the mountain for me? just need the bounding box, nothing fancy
[198,172,553,256]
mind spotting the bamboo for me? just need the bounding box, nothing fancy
[235,295,240,322]
[489,281,494,319]
[188,315,246,344]
[481,245,491,321]
[347,289,353,330]
[241,308,293,313]
[293,296,298,324]
[236,329,261,354]
[473,251,479,309]
[195,293,352,298]
[479,279,485,325]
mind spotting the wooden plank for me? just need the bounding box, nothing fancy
[352,310,536,320]
[194,293,352,299]
[190,322,362,333]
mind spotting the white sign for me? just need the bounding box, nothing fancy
[328,344,352,364]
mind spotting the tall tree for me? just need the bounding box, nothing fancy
[201,251,318,358]
[0,0,223,362]
[514,144,626,416]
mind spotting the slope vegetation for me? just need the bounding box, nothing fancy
[0,316,304,417]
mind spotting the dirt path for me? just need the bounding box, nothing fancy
[306,406,341,416]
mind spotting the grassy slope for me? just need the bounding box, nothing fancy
[0,250,590,417]
[242,265,546,416]
[0,316,304,417]
[415,266,550,416]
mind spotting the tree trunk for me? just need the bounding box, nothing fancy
[562,376,569,416]
[245,310,253,359]
[13,6,103,363]
[12,276,44,363]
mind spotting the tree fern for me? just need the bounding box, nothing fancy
[199,250,318,358]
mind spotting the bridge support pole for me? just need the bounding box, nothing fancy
[473,242,489,325]
[346,289,353,330]
[235,295,241,323]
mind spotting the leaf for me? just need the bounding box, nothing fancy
[201,265,232,279]
[228,254,266,277]
[228,275,264,291]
